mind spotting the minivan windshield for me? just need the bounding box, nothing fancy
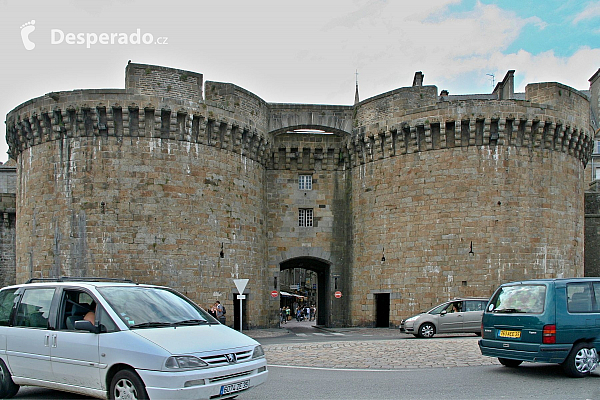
[488,284,546,314]
[98,286,218,328]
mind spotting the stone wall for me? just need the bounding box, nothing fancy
[585,181,600,277]
[125,62,203,102]
[0,162,16,288]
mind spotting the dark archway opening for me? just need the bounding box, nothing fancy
[280,257,330,327]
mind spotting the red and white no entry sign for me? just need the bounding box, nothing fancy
[271,290,278,298]
[334,291,342,298]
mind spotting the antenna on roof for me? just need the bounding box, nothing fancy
[486,73,495,89]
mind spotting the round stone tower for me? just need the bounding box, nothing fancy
[6,63,273,328]
[348,73,593,325]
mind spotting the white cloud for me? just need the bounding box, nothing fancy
[572,1,600,24]
[491,47,600,92]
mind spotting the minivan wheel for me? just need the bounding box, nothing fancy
[562,343,599,378]
[418,323,435,338]
[0,358,19,398]
[498,358,523,368]
[110,369,148,400]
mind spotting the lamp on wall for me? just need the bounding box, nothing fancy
[469,241,474,255]
[381,247,386,262]
[220,243,224,258]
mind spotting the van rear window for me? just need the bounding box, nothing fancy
[488,285,546,314]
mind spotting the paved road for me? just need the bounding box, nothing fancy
[247,319,500,369]
[14,319,600,399]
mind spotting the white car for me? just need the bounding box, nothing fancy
[0,278,267,399]
[400,298,489,338]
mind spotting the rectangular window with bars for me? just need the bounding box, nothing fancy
[299,175,312,190]
[298,208,313,227]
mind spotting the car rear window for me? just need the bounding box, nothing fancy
[487,284,546,314]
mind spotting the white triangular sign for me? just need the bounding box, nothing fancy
[233,278,249,294]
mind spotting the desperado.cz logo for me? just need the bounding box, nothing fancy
[20,21,168,50]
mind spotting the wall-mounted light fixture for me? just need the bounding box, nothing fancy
[381,247,386,262]
[274,276,277,289]
[220,243,224,258]
[469,241,474,255]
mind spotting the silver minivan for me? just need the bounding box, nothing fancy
[0,278,268,399]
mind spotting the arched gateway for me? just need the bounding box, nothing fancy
[279,257,331,326]
[4,63,593,329]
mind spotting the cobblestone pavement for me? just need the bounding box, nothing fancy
[245,321,500,370]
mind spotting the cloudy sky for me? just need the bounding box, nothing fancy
[1,0,599,163]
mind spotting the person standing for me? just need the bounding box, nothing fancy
[215,301,226,324]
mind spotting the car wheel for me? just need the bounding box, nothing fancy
[498,358,523,368]
[110,369,148,400]
[562,342,599,378]
[0,358,19,399]
[418,322,435,338]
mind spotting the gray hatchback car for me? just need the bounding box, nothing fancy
[401,298,489,338]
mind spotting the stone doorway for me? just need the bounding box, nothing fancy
[375,293,390,327]
[279,257,330,326]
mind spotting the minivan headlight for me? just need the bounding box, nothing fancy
[252,345,265,359]
[165,356,208,370]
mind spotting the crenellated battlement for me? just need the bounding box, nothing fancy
[6,64,593,172]
[5,92,271,165]
[348,106,592,167]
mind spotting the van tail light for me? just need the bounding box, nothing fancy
[481,322,484,337]
[542,324,556,344]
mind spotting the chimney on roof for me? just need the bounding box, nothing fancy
[413,71,424,87]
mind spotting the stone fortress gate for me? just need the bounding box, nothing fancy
[5,63,593,328]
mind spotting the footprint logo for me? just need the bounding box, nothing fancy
[20,20,36,51]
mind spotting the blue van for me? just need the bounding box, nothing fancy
[479,278,600,377]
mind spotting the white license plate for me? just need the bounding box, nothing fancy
[220,380,250,396]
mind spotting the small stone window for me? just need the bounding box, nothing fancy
[299,208,313,227]
[299,175,312,190]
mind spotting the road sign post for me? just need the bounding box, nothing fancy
[233,279,249,333]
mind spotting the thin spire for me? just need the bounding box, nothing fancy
[354,69,360,105]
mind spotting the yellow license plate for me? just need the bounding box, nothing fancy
[499,330,521,338]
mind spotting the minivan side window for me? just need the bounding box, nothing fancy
[567,283,594,313]
[0,289,18,326]
[60,289,118,332]
[593,283,600,311]
[14,288,55,328]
